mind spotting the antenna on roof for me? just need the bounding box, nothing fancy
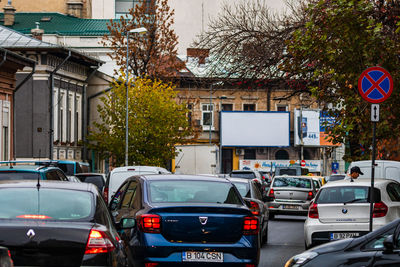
[37,149,41,189]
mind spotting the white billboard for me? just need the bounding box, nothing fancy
[220,111,290,147]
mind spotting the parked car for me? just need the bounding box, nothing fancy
[326,174,346,183]
[267,176,317,219]
[311,176,323,192]
[75,173,106,192]
[103,165,170,203]
[229,170,268,196]
[229,177,270,245]
[348,160,400,182]
[0,246,13,267]
[66,175,82,183]
[304,178,400,249]
[0,163,69,181]
[0,180,129,267]
[109,174,260,266]
[287,218,400,267]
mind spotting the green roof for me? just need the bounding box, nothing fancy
[0,12,117,36]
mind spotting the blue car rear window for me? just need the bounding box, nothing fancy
[148,180,242,204]
[0,188,93,220]
[0,172,39,180]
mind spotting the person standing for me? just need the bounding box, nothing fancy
[345,166,364,182]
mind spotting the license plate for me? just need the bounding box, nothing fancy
[282,205,300,210]
[330,232,360,240]
[182,251,223,262]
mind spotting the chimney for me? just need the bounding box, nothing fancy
[67,1,83,18]
[31,22,44,40]
[187,48,209,64]
[3,0,16,26]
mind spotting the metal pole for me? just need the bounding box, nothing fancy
[125,31,130,166]
[209,84,212,144]
[369,121,377,232]
[300,105,304,161]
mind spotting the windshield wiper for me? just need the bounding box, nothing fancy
[344,198,368,204]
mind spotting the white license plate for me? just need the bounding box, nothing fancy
[330,232,360,240]
[282,205,300,210]
[182,251,223,262]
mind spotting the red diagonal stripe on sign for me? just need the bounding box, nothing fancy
[363,73,388,98]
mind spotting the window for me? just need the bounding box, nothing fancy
[0,188,92,220]
[243,104,255,111]
[275,149,289,160]
[46,171,61,181]
[316,186,373,204]
[277,105,288,111]
[121,181,138,208]
[201,103,214,129]
[273,177,312,189]
[187,103,193,125]
[244,149,256,159]
[148,180,242,204]
[387,183,400,201]
[3,126,8,160]
[115,0,153,17]
[222,104,233,111]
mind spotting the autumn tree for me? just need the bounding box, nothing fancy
[102,0,184,78]
[87,76,192,167]
[285,0,400,161]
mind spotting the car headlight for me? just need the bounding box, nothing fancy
[285,251,318,267]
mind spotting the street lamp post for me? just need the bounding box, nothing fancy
[125,27,147,167]
[219,95,227,174]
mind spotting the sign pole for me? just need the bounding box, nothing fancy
[369,120,377,232]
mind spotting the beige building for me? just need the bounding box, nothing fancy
[0,0,92,18]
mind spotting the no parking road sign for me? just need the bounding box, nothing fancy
[358,66,393,103]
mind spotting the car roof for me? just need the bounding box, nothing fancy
[0,165,60,172]
[110,166,169,173]
[321,178,394,188]
[0,180,98,193]
[230,170,257,173]
[227,177,252,183]
[273,175,313,179]
[131,174,232,183]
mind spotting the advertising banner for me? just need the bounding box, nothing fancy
[220,111,290,147]
[294,109,340,147]
[239,159,321,173]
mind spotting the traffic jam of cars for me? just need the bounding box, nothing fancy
[1,161,400,266]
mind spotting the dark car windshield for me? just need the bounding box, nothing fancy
[230,172,256,179]
[148,180,243,204]
[0,171,39,180]
[76,175,105,191]
[57,163,75,176]
[0,188,93,220]
[273,177,312,189]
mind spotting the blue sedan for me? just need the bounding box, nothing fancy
[110,174,260,266]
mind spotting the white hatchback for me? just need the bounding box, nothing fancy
[304,178,400,249]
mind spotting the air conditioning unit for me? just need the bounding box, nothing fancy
[235,149,244,156]
[257,148,267,154]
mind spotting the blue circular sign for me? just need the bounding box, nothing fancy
[358,66,393,103]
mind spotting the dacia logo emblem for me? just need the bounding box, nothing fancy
[26,229,35,239]
[199,216,208,225]
[342,208,348,214]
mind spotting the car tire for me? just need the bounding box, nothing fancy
[304,241,310,250]
[269,213,275,220]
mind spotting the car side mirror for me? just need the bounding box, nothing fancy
[383,235,395,254]
[120,218,136,229]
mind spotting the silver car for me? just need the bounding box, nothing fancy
[267,176,317,219]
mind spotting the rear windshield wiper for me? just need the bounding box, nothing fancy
[344,198,368,204]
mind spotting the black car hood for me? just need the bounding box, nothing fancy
[310,237,362,254]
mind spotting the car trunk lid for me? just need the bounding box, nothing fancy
[273,188,310,202]
[150,206,251,243]
[317,203,370,223]
[0,221,94,266]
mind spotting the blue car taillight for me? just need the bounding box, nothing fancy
[138,214,161,233]
[243,216,259,235]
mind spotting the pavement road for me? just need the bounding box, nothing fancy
[259,215,307,267]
